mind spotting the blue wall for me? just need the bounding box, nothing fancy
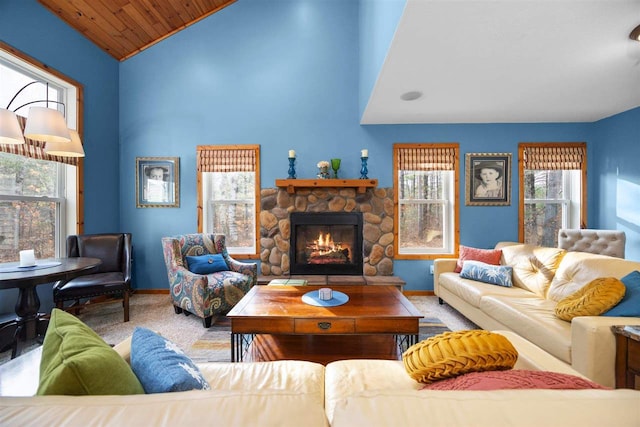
[592,107,640,261]
[1,0,638,307]
[0,0,120,312]
[119,0,596,292]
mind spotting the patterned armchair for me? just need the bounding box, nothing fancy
[161,233,257,327]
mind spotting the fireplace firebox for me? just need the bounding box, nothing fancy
[289,212,363,275]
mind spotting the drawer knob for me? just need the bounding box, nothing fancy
[318,322,332,330]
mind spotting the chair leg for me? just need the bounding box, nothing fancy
[202,316,212,328]
[173,306,183,314]
[123,291,130,322]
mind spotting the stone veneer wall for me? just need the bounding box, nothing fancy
[259,187,395,276]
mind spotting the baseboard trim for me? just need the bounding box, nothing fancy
[403,290,434,296]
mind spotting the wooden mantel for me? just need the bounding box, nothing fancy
[275,178,378,194]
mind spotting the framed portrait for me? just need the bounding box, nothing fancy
[465,153,512,206]
[136,157,180,208]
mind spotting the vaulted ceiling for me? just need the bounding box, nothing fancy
[35,0,640,124]
[37,0,236,61]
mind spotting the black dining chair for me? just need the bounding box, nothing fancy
[53,233,132,322]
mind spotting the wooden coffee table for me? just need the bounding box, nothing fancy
[227,285,423,364]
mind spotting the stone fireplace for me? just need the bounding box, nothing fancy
[289,212,363,275]
[259,186,394,277]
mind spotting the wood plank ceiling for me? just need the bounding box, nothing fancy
[37,0,236,61]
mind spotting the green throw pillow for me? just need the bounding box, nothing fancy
[37,308,144,396]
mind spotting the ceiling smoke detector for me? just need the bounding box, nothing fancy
[400,91,423,101]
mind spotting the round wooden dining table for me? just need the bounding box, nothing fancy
[0,257,101,359]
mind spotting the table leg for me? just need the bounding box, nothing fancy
[11,285,47,358]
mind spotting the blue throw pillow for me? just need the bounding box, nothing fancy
[130,327,210,393]
[186,253,228,274]
[603,270,640,317]
[460,260,513,288]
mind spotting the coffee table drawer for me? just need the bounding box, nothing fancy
[295,319,354,334]
[355,318,419,334]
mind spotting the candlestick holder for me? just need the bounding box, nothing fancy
[359,156,369,179]
[287,157,297,179]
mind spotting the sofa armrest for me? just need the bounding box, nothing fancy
[433,259,457,296]
[571,316,640,388]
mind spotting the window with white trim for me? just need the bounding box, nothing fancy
[197,145,260,256]
[0,47,80,262]
[519,143,586,247]
[394,144,459,259]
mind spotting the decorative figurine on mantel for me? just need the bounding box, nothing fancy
[317,160,330,179]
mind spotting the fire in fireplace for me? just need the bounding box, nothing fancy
[289,212,363,275]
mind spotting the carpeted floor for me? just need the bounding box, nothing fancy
[0,293,477,365]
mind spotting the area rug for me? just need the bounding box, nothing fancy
[1,294,472,366]
[188,315,451,362]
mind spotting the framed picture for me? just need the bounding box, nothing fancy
[465,153,511,206]
[136,157,180,208]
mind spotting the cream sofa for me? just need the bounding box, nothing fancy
[434,242,640,387]
[1,331,638,427]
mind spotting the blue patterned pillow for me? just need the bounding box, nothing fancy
[460,260,513,287]
[186,253,228,274]
[131,327,210,393]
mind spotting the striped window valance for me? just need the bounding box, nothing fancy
[197,146,256,173]
[0,116,79,166]
[397,146,456,171]
[522,144,586,170]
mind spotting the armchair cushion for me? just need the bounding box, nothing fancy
[37,309,144,396]
[186,254,229,274]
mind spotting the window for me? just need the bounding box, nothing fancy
[519,143,587,246]
[0,42,82,262]
[197,145,260,257]
[394,144,459,259]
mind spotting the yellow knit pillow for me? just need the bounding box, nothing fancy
[554,277,626,321]
[402,330,518,384]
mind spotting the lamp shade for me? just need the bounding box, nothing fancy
[44,129,85,157]
[24,107,71,143]
[0,108,26,145]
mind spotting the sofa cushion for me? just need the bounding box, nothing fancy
[460,261,513,287]
[439,272,533,308]
[547,252,640,302]
[455,245,502,273]
[478,295,572,363]
[186,253,229,274]
[604,270,640,317]
[37,309,144,396]
[131,327,210,393]
[402,330,518,384]
[500,244,566,297]
[554,278,625,321]
[422,369,608,390]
